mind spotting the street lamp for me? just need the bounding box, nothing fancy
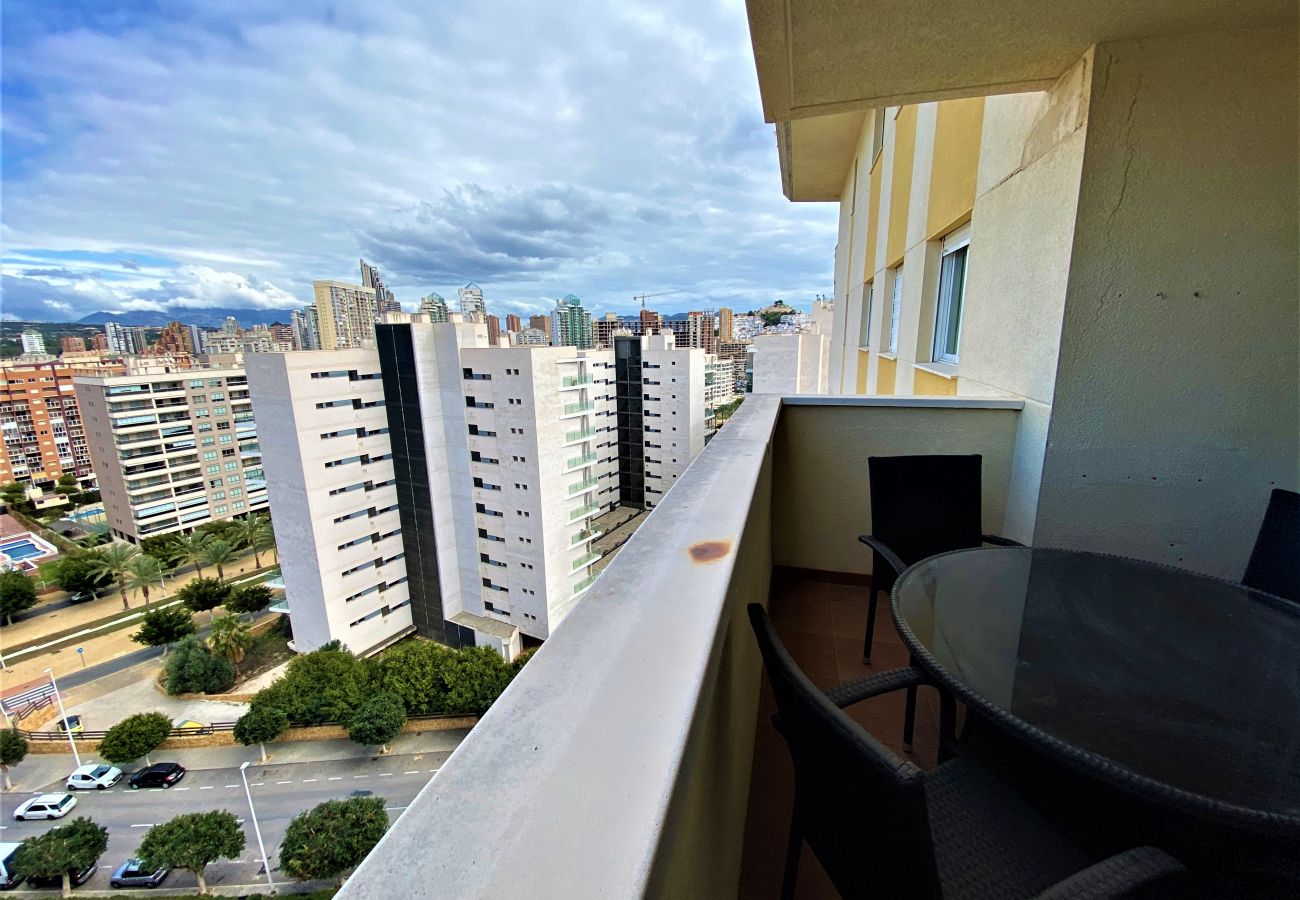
[43,668,81,768]
[239,761,275,891]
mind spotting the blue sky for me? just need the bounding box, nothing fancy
[1,0,836,322]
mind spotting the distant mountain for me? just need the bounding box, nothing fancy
[76,307,298,328]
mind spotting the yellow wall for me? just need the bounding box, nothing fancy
[886,106,917,265]
[876,356,897,394]
[855,349,870,393]
[863,156,882,282]
[926,97,985,239]
[913,368,958,396]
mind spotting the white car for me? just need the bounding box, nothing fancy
[13,793,77,821]
[66,763,124,791]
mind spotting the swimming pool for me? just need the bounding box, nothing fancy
[0,531,57,568]
[64,505,105,522]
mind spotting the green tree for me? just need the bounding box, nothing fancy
[54,474,79,496]
[177,577,230,622]
[251,646,370,725]
[164,635,236,695]
[442,646,515,715]
[196,519,243,546]
[51,554,108,596]
[208,613,252,668]
[369,640,455,715]
[0,728,27,791]
[234,513,274,569]
[347,692,406,753]
[98,712,172,766]
[124,554,164,608]
[139,534,182,568]
[13,817,108,898]
[132,606,196,655]
[0,481,27,506]
[173,531,212,577]
[226,583,273,618]
[201,539,237,582]
[87,542,140,609]
[233,704,289,762]
[279,797,389,884]
[0,569,37,625]
[137,810,244,895]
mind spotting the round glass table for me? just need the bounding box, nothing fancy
[891,546,1300,826]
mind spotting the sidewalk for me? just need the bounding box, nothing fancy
[5,727,472,793]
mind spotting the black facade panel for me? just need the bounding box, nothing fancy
[614,336,645,507]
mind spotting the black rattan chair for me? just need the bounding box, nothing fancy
[1242,488,1300,603]
[858,454,1021,748]
[748,603,1185,900]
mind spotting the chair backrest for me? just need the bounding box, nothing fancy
[1243,488,1300,603]
[868,454,984,572]
[747,604,942,899]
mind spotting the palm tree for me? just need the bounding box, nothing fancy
[124,554,165,608]
[208,613,253,670]
[202,539,237,583]
[234,514,274,569]
[174,531,212,577]
[87,542,141,610]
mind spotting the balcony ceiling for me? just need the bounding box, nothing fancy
[747,0,1295,201]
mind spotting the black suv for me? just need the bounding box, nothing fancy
[128,762,185,789]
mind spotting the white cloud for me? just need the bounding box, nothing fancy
[2,0,836,320]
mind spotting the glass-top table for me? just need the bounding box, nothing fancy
[892,547,1300,825]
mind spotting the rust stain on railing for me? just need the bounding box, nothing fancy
[688,540,732,563]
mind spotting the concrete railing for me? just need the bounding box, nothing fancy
[340,394,1023,899]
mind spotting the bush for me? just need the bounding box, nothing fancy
[226,583,273,616]
[51,553,109,596]
[133,606,196,650]
[98,712,172,765]
[177,577,230,618]
[279,797,389,883]
[251,646,370,725]
[368,640,455,715]
[165,635,236,695]
[441,646,515,715]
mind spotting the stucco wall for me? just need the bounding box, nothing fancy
[1035,27,1300,577]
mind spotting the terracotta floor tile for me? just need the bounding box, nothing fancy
[770,592,834,636]
[777,628,840,680]
[833,634,911,683]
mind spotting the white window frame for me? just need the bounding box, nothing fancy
[887,265,904,353]
[860,283,874,348]
[932,224,971,364]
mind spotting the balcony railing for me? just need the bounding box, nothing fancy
[341,395,1027,899]
[567,480,598,497]
[563,452,598,472]
[570,528,603,546]
[561,374,594,389]
[562,401,595,417]
[571,550,601,570]
[568,502,599,521]
[563,428,595,445]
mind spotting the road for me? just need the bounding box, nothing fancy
[1,750,449,892]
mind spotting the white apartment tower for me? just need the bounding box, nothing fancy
[458,283,486,321]
[248,318,710,657]
[76,365,267,542]
[20,330,46,355]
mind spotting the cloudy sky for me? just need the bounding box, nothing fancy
[1,0,837,323]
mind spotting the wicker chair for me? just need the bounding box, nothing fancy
[748,604,1185,900]
[1243,488,1300,603]
[857,454,1021,747]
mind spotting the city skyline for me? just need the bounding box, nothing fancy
[1,0,836,324]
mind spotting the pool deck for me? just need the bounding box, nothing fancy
[0,518,59,569]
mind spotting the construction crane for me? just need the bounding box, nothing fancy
[632,289,686,310]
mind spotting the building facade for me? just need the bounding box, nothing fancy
[76,364,267,542]
[20,331,46,355]
[248,318,711,656]
[420,293,450,323]
[61,336,87,355]
[458,283,486,320]
[552,296,594,348]
[0,361,98,489]
[310,280,380,350]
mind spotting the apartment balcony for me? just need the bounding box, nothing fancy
[562,452,598,474]
[566,479,598,498]
[570,549,602,571]
[341,391,1299,898]
[568,501,600,522]
[562,428,595,446]
[561,401,595,419]
[569,527,603,547]
[560,374,594,390]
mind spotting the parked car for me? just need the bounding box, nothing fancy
[0,842,23,890]
[54,715,84,734]
[12,793,77,821]
[128,763,185,789]
[27,858,99,890]
[66,763,123,791]
[67,592,95,605]
[109,859,169,889]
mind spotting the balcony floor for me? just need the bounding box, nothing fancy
[740,570,943,899]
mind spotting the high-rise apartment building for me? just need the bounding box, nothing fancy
[505,314,522,333]
[718,307,734,344]
[516,328,550,346]
[458,283,486,321]
[20,331,46,355]
[0,361,99,488]
[269,322,294,347]
[686,311,717,354]
[153,321,196,356]
[528,314,552,337]
[360,259,396,309]
[61,336,87,354]
[103,323,137,354]
[90,334,109,352]
[248,318,710,656]
[552,295,593,349]
[76,364,267,542]
[486,315,502,346]
[310,280,379,350]
[420,293,450,323]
